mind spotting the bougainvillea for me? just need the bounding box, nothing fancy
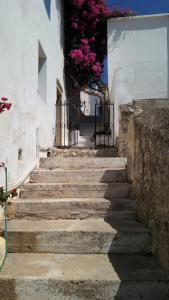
[0,164,17,207]
[64,0,135,86]
[0,186,17,207]
[0,97,12,114]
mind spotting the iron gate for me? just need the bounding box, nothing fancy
[55,102,114,149]
[55,102,81,147]
[94,102,114,148]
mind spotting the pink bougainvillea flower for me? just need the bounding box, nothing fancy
[78,23,85,33]
[84,52,96,66]
[71,22,78,29]
[0,97,12,113]
[5,103,12,110]
[72,0,85,8]
[80,44,90,54]
[82,11,88,18]
[0,162,5,168]
[71,15,79,22]
[11,188,18,198]
[65,0,134,85]
[89,37,95,44]
[81,38,88,45]
[92,62,102,75]
[70,49,84,64]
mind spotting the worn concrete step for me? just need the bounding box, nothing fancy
[20,183,130,199]
[31,168,127,183]
[8,219,150,254]
[0,253,168,300]
[7,198,136,220]
[48,147,117,157]
[77,136,94,147]
[40,157,127,170]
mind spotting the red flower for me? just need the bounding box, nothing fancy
[1,97,8,101]
[0,162,5,168]
[70,49,84,64]
[11,188,18,198]
[71,22,78,29]
[5,103,12,110]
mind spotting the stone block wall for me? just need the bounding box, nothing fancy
[127,105,169,270]
[117,99,169,156]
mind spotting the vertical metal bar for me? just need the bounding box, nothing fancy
[67,102,70,147]
[104,103,105,148]
[99,102,101,147]
[64,103,65,147]
[108,103,110,147]
[95,103,97,149]
[113,103,115,147]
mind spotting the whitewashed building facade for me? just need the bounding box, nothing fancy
[108,13,169,138]
[0,0,66,188]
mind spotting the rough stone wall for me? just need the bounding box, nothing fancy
[117,103,141,156]
[127,106,169,270]
[118,100,169,156]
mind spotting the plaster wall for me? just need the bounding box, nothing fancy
[127,106,169,270]
[108,14,169,138]
[80,89,103,116]
[0,0,65,187]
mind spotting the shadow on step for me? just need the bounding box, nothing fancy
[107,254,169,300]
[103,215,169,300]
[101,169,169,300]
[100,169,127,183]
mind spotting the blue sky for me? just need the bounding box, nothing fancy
[101,0,169,84]
[106,0,169,15]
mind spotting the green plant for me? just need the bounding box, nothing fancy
[0,187,17,207]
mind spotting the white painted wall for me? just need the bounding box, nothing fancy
[0,0,65,187]
[108,14,169,138]
[80,89,103,116]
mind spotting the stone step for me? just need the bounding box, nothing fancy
[40,157,127,170]
[48,147,117,157]
[1,253,168,300]
[7,198,136,220]
[8,219,150,254]
[20,183,130,199]
[77,136,94,147]
[31,168,127,183]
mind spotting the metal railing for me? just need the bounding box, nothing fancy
[94,103,114,148]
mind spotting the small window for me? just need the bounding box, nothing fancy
[38,42,47,101]
[43,0,51,19]
[18,148,23,161]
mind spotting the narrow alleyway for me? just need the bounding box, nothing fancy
[0,149,168,299]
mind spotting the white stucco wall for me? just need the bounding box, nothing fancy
[80,89,103,116]
[108,14,169,138]
[0,0,65,187]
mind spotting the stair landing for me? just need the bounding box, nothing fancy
[0,253,168,300]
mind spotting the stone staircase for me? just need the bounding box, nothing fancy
[0,149,168,299]
[77,136,94,148]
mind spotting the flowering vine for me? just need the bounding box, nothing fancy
[0,97,15,207]
[0,164,17,207]
[64,0,135,86]
[0,97,12,114]
[0,186,17,207]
